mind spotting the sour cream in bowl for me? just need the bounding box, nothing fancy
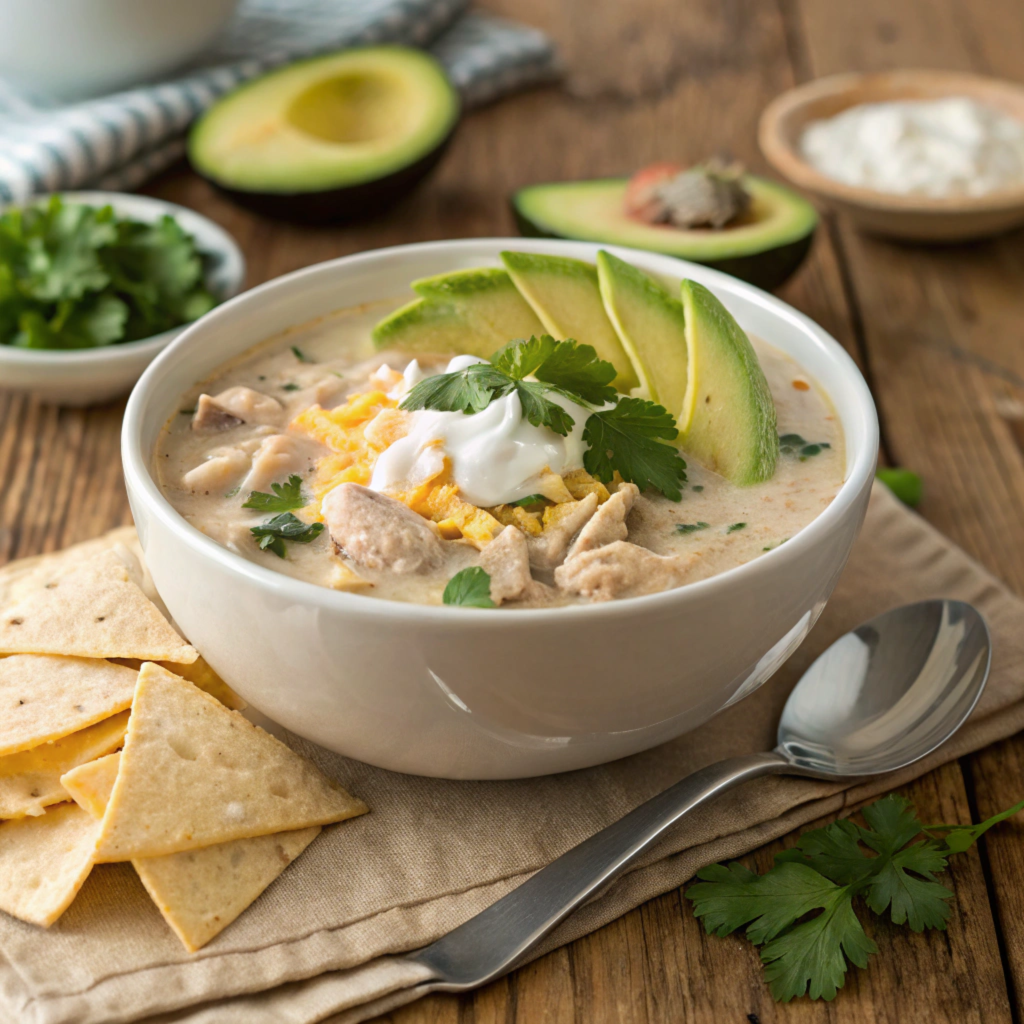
[122,238,877,779]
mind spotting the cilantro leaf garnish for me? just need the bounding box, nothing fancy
[687,792,1024,1003]
[242,474,306,513]
[512,494,548,507]
[250,512,323,558]
[442,567,495,608]
[491,335,618,405]
[583,398,686,501]
[0,196,217,350]
[401,338,686,497]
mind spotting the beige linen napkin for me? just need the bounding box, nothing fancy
[3,482,1024,1024]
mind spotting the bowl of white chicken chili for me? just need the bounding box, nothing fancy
[122,239,878,779]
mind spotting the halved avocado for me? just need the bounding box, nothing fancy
[189,47,459,222]
[512,176,817,292]
[679,280,778,485]
[500,252,639,391]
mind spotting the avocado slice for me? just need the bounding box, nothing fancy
[500,252,639,391]
[189,47,459,222]
[678,280,778,485]
[596,250,686,410]
[512,177,817,292]
[372,268,546,355]
[412,268,545,341]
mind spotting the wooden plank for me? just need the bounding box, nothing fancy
[793,0,1024,1019]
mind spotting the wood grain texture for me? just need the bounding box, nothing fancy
[1,0,1022,1017]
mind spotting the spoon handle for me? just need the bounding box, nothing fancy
[407,750,790,991]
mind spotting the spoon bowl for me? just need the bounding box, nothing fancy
[777,599,991,777]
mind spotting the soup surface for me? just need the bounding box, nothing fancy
[155,298,845,607]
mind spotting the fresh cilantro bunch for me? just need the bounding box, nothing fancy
[400,336,687,500]
[0,195,217,350]
[686,793,1024,1002]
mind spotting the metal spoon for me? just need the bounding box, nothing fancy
[403,599,991,992]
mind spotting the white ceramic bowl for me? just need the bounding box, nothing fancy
[122,239,878,780]
[0,192,245,407]
[0,0,240,99]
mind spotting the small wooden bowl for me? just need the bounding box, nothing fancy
[759,70,1024,242]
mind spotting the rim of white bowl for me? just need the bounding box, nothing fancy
[0,191,246,366]
[123,238,879,626]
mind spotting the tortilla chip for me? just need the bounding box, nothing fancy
[0,802,101,926]
[65,754,320,951]
[0,549,196,664]
[110,656,247,712]
[0,655,137,757]
[61,751,121,819]
[95,663,367,861]
[0,711,129,819]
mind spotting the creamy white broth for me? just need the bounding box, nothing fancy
[155,297,845,606]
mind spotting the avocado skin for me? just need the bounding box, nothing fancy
[197,126,457,224]
[514,206,813,293]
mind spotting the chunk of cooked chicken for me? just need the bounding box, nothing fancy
[526,493,599,570]
[322,483,443,574]
[193,386,285,431]
[191,394,242,432]
[181,447,251,492]
[554,541,699,601]
[478,525,532,605]
[567,483,639,558]
[241,434,307,495]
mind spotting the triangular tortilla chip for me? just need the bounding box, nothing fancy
[0,802,101,926]
[95,663,366,861]
[0,549,196,663]
[0,711,129,819]
[0,655,137,756]
[61,751,121,818]
[113,657,247,711]
[65,753,319,951]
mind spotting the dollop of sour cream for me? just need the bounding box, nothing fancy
[370,356,593,507]
[800,97,1024,198]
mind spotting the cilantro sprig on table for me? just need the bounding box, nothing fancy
[686,793,1024,1003]
[0,196,216,349]
[400,336,687,500]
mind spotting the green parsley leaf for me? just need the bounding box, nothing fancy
[0,197,218,350]
[291,345,314,363]
[512,494,548,507]
[727,522,746,533]
[686,791,1024,1003]
[492,335,618,405]
[583,398,686,500]
[242,474,306,513]
[250,513,323,558]
[676,522,710,534]
[401,362,505,416]
[512,379,576,436]
[442,567,495,608]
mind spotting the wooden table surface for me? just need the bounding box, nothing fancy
[3,0,1024,1019]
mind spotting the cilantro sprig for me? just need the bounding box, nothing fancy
[0,195,217,349]
[250,512,323,558]
[686,793,1024,1002]
[400,336,686,499]
[242,474,306,513]
[442,566,495,608]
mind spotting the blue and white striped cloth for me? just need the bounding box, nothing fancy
[0,0,559,205]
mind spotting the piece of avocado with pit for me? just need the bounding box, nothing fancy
[596,250,687,412]
[371,268,545,356]
[512,177,816,292]
[189,47,459,222]
[678,280,778,485]
[500,252,639,391]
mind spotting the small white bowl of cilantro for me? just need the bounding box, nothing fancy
[0,191,245,406]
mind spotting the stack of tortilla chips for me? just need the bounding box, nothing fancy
[0,533,367,951]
